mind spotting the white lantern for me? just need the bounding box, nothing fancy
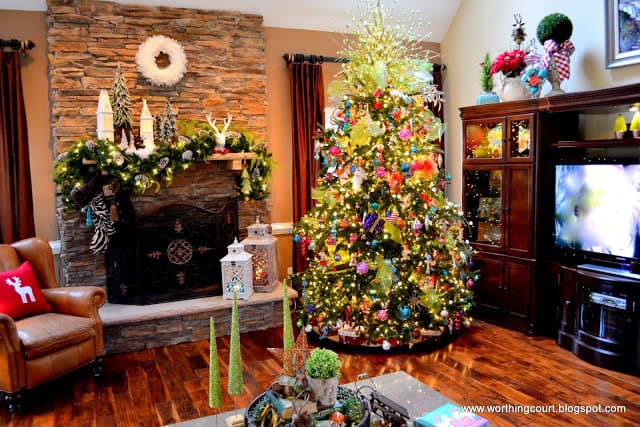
[96,89,114,142]
[220,238,253,300]
[140,99,154,145]
[241,217,278,293]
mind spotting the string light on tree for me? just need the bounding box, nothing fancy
[292,0,476,350]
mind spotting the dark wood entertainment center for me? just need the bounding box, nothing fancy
[460,82,640,375]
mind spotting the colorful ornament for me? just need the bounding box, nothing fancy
[356,262,369,274]
[396,305,411,320]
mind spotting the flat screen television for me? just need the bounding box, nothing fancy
[554,162,640,270]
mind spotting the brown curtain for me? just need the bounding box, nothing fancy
[0,51,35,243]
[288,62,324,273]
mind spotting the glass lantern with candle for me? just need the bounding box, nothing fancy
[241,217,278,293]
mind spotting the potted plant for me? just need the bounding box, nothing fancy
[630,111,640,138]
[306,348,342,407]
[477,52,499,105]
[613,113,628,139]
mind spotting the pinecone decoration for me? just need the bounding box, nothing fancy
[511,13,526,48]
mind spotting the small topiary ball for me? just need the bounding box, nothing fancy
[536,13,573,44]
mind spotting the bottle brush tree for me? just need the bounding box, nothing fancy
[480,51,494,92]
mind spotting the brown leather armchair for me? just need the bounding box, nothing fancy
[0,237,106,413]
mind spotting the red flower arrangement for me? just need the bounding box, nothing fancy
[490,49,527,78]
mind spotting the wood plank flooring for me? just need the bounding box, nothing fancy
[1,320,639,426]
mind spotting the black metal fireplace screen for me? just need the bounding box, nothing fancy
[107,202,238,304]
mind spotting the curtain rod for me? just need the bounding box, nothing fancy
[0,39,35,52]
[283,53,349,64]
[283,53,446,72]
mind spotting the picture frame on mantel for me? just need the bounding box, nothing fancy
[605,0,640,68]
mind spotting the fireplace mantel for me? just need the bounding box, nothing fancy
[206,152,256,171]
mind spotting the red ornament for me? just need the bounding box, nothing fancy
[374,101,382,109]
[329,412,346,424]
[388,171,403,194]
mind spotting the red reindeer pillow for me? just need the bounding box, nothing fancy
[0,261,52,320]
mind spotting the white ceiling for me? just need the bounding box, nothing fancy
[0,0,461,42]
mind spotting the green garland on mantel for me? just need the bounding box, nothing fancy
[53,121,275,211]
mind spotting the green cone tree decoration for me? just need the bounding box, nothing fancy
[111,64,133,130]
[282,280,295,352]
[227,289,243,396]
[208,316,223,409]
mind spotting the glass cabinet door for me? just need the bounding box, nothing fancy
[464,119,505,160]
[507,114,534,161]
[463,167,503,248]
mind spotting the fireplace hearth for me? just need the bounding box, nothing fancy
[107,202,238,304]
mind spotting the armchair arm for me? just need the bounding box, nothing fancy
[42,286,107,320]
[0,314,27,393]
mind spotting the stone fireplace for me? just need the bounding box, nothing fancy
[48,0,269,300]
[57,161,270,296]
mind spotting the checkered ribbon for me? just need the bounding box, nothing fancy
[540,39,575,82]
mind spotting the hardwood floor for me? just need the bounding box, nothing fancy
[2,320,639,426]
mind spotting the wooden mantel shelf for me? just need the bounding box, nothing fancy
[82,151,256,171]
[206,152,255,170]
[460,82,640,119]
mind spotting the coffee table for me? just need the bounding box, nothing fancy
[166,370,467,426]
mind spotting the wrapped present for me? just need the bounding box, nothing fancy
[416,403,488,427]
[338,326,365,345]
[363,213,385,235]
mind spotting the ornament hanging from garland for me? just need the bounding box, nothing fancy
[135,35,188,87]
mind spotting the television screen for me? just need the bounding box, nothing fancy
[555,163,640,260]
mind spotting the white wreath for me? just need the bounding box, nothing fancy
[135,35,188,87]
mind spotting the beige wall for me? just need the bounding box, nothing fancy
[0,10,54,241]
[442,0,640,204]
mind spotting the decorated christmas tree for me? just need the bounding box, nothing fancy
[161,100,177,144]
[153,113,163,143]
[111,64,133,131]
[293,1,475,349]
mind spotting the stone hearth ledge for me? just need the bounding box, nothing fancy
[99,282,297,354]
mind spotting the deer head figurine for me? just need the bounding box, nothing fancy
[206,112,232,152]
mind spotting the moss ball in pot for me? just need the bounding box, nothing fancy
[536,13,573,44]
